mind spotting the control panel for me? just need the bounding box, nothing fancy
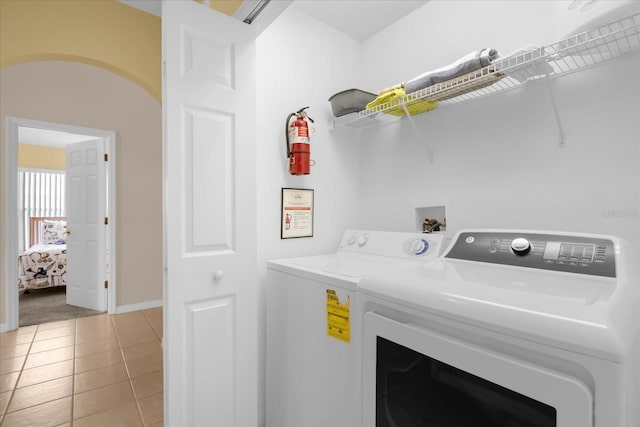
[339,230,443,260]
[445,231,616,277]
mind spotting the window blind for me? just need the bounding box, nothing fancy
[18,169,66,250]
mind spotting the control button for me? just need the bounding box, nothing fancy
[491,239,500,245]
[489,247,497,254]
[511,238,531,255]
[569,261,578,266]
[581,257,591,262]
[595,259,605,263]
[357,234,369,247]
[347,236,356,245]
[465,236,475,244]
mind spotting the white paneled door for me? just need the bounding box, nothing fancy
[65,139,107,311]
[163,1,258,426]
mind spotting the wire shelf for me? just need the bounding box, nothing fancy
[330,12,640,130]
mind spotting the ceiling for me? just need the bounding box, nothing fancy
[118,0,429,41]
[19,128,95,148]
[290,1,428,41]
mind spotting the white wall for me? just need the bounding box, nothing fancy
[255,1,640,424]
[353,1,640,246]
[255,5,363,425]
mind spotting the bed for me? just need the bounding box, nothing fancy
[18,217,68,291]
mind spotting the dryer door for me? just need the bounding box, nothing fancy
[363,312,593,427]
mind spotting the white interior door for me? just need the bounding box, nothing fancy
[163,1,258,425]
[65,139,106,311]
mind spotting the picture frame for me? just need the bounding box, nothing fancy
[281,188,314,239]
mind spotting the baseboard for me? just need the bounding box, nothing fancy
[115,299,163,314]
[0,322,8,333]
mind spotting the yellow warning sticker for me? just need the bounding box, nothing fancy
[326,289,350,343]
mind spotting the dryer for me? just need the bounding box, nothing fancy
[266,229,444,427]
[358,229,640,427]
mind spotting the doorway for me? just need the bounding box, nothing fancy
[4,117,117,331]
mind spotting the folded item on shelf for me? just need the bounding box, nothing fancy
[404,48,500,94]
[365,85,438,117]
[366,85,406,109]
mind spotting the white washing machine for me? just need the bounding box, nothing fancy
[358,229,640,427]
[266,230,444,427]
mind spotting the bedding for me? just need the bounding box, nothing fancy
[18,216,68,292]
[18,244,67,291]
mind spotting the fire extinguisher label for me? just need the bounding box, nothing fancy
[290,128,309,144]
[297,126,308,137]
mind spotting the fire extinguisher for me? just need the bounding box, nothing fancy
[286,107,314,175]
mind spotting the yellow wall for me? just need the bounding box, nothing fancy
[210,0,243,16]
[18,144,66,170]
[0,0,162,101]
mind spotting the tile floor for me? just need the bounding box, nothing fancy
[0,308,163,426]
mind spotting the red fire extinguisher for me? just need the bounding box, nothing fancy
[286,107,314,175]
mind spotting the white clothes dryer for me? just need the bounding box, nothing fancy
[266,230,444,427]
[358,229,640,427]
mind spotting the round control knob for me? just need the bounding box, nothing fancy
[410,239,426,255]
[410,239,430,255]
[357,235,368,247]
[511,238,531,255]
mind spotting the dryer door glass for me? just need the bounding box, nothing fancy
[376,337,556,427]
[362,312,593,427]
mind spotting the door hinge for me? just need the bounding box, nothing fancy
[104,217,109,225]
[104,153,108,162]
[104,280,109,289]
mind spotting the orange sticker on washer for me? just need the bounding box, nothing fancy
[327,289,350,343]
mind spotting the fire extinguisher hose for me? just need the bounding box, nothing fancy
[285,111,296,159]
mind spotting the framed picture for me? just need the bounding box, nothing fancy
[281,188,314,239]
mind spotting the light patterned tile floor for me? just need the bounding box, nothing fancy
[0,308,163,426]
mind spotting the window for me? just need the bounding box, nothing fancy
[18,169,66,250]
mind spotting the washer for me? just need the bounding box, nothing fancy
[358,229,640,427]
[266,229,444,427]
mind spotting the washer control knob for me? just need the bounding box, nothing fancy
[347,235,357,245]
[357,234,369,247]
[511,238,531,255]
[410,239,429,255]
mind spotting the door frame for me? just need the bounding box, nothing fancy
[3,116,117,332]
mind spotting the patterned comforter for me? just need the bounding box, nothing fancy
[18,244,67,291]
